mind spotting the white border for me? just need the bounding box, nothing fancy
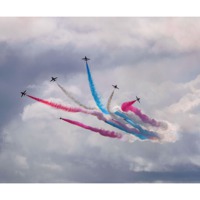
[0,0,199,16]
[1,184,200,200]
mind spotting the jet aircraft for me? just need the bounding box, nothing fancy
[112,85,119,89]
[50,77,57,82]
[21,90,26,97]
[82,56,90,62]
[136,96,140,103]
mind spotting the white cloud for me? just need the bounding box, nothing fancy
[129,157,156,172]
[164,74,200,134]
[1,18,200,55]
[0,18,57,43]
[168,75,200,114]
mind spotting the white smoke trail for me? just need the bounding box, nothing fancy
[57,82,96,110]
[106,89,129,125]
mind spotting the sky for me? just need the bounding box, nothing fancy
[1,17,200,183]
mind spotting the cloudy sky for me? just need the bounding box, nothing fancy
[1,17,200,183]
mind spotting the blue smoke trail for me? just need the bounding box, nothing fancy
[85,62,159,140]
[86,62,109,114]
[114,111,159,139]
[105,120,147,140]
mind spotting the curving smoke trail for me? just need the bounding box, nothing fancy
[106,89,140,129]
[106,90,134,126]
[105,120,149,140]
[114,111,159,139]
[60,117,122,139]
[106,90,159,140]
[92,110,155,140]
[26,94,160,141]
[26,95,89,113]
[85,62,109,114]
[85,110,151,140]
[26,94,127,134]
[121,100,164,127]
[27,94,151,140]
[56,82,96,110]
[26,94,134,136]
[79,109,147,139]
[106,89,122,121]
[107,89,115,111]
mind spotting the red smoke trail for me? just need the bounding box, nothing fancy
[121,100,137,111]
[26,94,127,134]
[60,117,123,139]
[27,95,89,113]
[121,100,161,127]
[26,94,156,139]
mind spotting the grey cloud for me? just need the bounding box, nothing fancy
[0,41,87,133]
[1,129,200,183]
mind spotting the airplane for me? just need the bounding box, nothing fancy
[21,90,26,97]
[136,96,140,103]
[50,77,57,82]
[112,85,119,89]
[82,56,90,62]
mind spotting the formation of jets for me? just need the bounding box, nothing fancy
[21,56,141,103]
[21,90,26,97]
